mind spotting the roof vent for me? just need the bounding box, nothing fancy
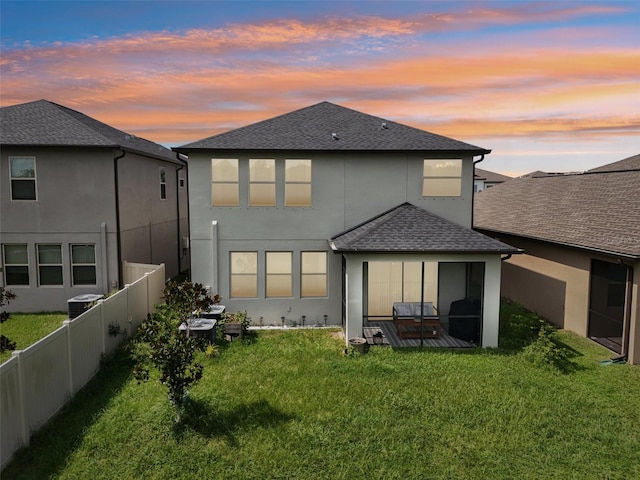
[381,122,388,129]
[332,132,339,140]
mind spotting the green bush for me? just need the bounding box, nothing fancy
[522,319,569,370]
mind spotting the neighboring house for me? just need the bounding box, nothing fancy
[474,168,511,192]
[0,100,189,312]
[175,101,518,347]
[474,154,640,364]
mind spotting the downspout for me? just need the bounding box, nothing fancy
[471,154,485,229]
[175,158,185,276]
[114,149,126,289]
[621,263,634,360]
[177,153,190,279]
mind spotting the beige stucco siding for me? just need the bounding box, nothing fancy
[493,233,640,365]
[500,238,590,335]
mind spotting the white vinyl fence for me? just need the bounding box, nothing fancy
[0,264,166,471]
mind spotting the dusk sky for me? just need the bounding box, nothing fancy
[1,1,638,176]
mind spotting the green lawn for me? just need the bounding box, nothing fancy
[0,313,67,363]
[4,305,640,479]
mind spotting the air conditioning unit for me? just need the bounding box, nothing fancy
[67,294,104,319]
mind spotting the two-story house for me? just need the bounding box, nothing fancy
[0,100,189,312]
[175,102,518,347]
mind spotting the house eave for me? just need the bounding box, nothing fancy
[173,146,491,155]
[2,143,182,165]
[329,247,522,255]
[476,227,640,261]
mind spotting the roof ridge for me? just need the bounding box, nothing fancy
[330,202,409,243]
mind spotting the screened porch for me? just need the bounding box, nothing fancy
[361,260,484,348]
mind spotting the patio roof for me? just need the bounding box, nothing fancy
[329,203,520,254]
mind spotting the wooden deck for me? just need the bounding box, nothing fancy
[364,321,476,348]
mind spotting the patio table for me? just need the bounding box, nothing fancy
[393,302,440,339]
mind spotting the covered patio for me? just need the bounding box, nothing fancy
[363,323,476,348]
[329,203,520,349]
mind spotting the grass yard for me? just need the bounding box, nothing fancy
[3,304,640,479]
[0,313,67,363]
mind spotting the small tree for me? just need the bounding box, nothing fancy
[162,280,217,322]
[0,287,17,352]
[132,281,215,421]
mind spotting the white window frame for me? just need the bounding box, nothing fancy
[160,167,167,200]
[301,251,327,297]
[249,159,276,206]
[230,251,258,298]
[9,156,37,201]
[70,244,96,286]
[266,251,293,297]
[285,159,312,207]
[37,244,63,286]
[212,158,239,206]
[2,244,30,286]
[422,159,462,197]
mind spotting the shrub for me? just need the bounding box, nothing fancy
[522,319,569,370]
[132,280,217,422]
[0,287,17,353]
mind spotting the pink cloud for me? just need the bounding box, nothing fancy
[1,5,637,149]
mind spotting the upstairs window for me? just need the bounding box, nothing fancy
[3,244,29,286]
[212,159,239,206]
[266,251,292,297]
[160,167,167,199]
[230,252,257,298]
[423,159,462,197]
[71,244,96,285]
[249,159,276,206]
[301,251,327,297]
[38,244,63,286]
[285,159,311,206]
[10,157,36,200]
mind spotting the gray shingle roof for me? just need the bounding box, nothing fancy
[330,203,519,253]
[474,154,640,259]
[177,101,490,153]
[1,99,179,163]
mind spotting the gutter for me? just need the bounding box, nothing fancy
[113,149,126,288]
[477,228,640,261]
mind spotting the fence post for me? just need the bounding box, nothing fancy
[124,283,132,334]
[11,350,29,449]
[98,299,106,354]
[144,272,152,316]
[63,320,74,396]
[123,260,129,285]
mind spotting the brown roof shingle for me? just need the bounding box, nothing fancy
[474,168,511,183]
[474,154,640,258]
